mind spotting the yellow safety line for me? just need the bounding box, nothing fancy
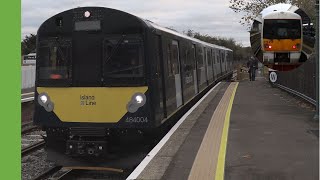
[215,82,239,180]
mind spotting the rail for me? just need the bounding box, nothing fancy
[268,54,317,107]
[22,125,39,134]
[22,96,34,103]
[32,166,62,180]
[22,140,45,156]
[274,83,316,106]
[22,91,34,103]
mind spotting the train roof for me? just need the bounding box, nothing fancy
[261,4,298,17]
[38,6,232,52]
[263,11,301,20]
[253,3,311,24]
[143,20,232,51]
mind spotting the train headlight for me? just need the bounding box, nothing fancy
[40,95,48,104]
[264,44,270,49]
[133,93,146,106]
[38,93,54,112]
[135,95,144,104]
[127,93,146,113]
[44,102,54,112]
[38,93,50,105]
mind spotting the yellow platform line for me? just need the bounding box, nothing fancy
[215,82,239,180]
[188,82,238,180]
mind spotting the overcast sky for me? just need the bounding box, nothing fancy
[22,0,250,46]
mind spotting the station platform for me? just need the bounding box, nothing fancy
[129,78,319,180]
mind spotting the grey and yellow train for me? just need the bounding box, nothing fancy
[34,7,234,164]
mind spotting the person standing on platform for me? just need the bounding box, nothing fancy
[247,56,258,81]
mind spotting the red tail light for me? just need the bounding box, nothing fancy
[50,74,62,79]
[292,45,296,49]
[264,44,272,49]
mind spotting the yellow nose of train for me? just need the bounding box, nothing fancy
[37,86,148,123]
[263,39,301,51]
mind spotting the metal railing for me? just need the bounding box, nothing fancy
[273,55,317,106]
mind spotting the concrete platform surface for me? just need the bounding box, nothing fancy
[225,79,318,180]
[132,77,318,180]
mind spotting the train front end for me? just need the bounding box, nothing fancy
[34,7,154,159]
[261,11,302,64]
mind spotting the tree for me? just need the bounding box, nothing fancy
[229,0,316,29]
[21,34,36,55]
[184,29,195,37]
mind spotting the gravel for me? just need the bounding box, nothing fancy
[21,130,46,149]
[22,149,56,180]
[22,102,34,123]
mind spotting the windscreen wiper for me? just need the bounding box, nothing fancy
[105,65,143,75]
[105,35,126,64]
[54,37,66,63]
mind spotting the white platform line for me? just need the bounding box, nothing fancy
[126,82,222,180]
[21,97,34,103]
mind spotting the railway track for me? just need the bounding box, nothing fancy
[22,121,45,156]
[31,165,129,180]
[22,140,45,156]
[32,166,62,180]
[22,125,39,135]
[21,92,34,103]
[53,168,129,180]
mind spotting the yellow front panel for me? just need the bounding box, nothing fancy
[263,39,301,51]
[37,87,148,123]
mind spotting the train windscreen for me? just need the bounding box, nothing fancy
[104,36,144,78]
[38,45,71,80]
[263,19,301,39]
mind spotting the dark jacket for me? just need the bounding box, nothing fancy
[247,58,258,71]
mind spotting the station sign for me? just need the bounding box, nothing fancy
[23,54,36,65]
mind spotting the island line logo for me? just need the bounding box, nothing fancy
[80,95,96,106]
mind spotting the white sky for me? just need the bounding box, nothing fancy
[22,0,250,46]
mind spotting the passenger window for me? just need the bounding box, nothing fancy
[167,44,173,76]
[171,41,180,75]
[212,50,215,64]
[184,46,194,77]
[207,49,212,66]
[198,47,204,68]
[192,45,196,70]
[221,52,224,62]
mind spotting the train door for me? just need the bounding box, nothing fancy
[212,49,217,80]
[172,40,183,108]
[218,50,223,76]
[206,48,213,83]
[192,44,198,94]
[204,47,209,85]
[197,46,206,92]
[225,52,228,72]
[155,35,166,119]
[221,50,225,74]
